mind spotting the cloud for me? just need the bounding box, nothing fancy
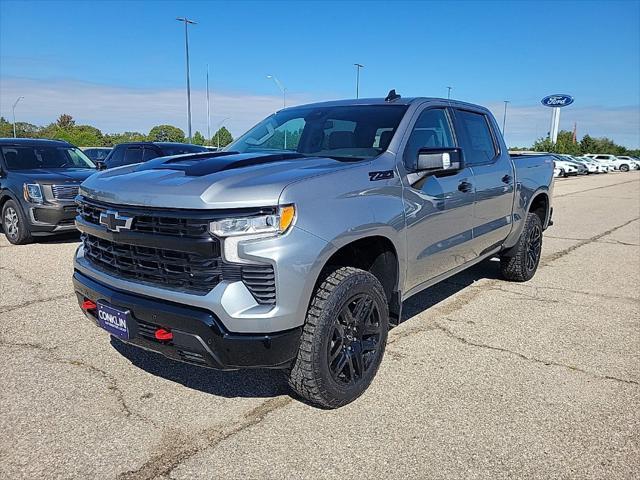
[486,102,640,149]
[1,76,638,148]
[0,76,319,138]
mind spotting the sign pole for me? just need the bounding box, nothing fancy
[551,107,560,144]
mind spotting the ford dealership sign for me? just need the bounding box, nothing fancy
[541,94,574,108]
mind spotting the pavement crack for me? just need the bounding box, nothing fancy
[0,265,45,289]
[0,334,157,427]
[0,336,59,353]
[0,293,76,314]
[433,322,639,386]
[117,396,293,480]
[542,217,640,265]
[554,178,640,198]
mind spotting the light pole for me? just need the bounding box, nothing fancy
[266,75,286,109]
[354,63,364,99]
[266,75,287,149]
[206,64,211,141]
[176,17,196,142]
[12,96,24,138]
[447,86,452,100]
[215,117,230,150]
[502,100,510,134]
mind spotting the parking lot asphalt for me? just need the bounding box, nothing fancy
[1,172,639,480]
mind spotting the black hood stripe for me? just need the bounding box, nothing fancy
[150,152,308,177]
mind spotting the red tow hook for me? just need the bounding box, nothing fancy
[81,299,97,311]
[155,328,173,341]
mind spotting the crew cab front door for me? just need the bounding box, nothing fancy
[400,107,476,293]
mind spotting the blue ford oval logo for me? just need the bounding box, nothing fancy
[541,94,574,108]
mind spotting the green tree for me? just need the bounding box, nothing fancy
[211,126,233,148]
[0,117,12,137]
[104,131,147,146]
[532,130,580,155]
[148,125,185,143]
[192,131,205,145]
[14,122,41,138]
[55,125,104,146]
[56,114,75,129]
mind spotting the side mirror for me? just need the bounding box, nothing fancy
[96,160,107,171]
[416,147,463,173]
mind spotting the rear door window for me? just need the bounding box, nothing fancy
[142,147,160,162]
[454,110,497,166]
[123,147,143,165]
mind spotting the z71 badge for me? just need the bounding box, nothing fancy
[368,170,394,181]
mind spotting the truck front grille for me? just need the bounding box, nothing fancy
[52,185,80,200]
[82,233,229,293]
[76,197,277,303]
[78,199,211,237]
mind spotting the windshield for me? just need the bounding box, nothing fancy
[227,105,409,161]
[162,144,209,156]
[2,146,96,170]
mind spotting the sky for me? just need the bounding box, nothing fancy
[1,0,639,147]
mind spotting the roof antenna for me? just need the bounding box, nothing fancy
[385,89,401,102]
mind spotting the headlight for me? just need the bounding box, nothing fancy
[210,205,295,238]
[23,183,43,204]
[211,205,296,264]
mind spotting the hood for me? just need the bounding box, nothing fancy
[80,152,360,209]
[9,168,97,185]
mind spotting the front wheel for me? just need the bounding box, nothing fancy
[620,164,629,172]
[288,267,389,408]
[2,200,32,245]
[500,212,543,282]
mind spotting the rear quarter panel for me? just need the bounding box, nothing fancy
[503,154,555,249]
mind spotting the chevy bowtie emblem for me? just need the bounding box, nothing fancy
[99,210,134,232]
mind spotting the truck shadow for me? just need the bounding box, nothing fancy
[0,225,81,244]
[110,257,502,400]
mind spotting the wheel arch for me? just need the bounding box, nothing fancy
[314,234,402,324]
[527,191,550,228]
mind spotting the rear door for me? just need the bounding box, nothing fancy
[401,106,476,292]
[453,108,514,256]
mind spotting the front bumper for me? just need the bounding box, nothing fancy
[27,202,78,235]
[73,270,302,369]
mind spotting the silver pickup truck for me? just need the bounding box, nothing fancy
[73,93,554,408]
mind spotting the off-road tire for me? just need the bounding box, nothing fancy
[500,212,543,282]
[2,200,32,245]
[288,266,389,409]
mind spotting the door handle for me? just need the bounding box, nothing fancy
[458,181,472,193]
[502,174,512,184]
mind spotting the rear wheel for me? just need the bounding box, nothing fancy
[288,267,389,408]
[500,213,543,282]
[2,200,32,245]
[620,164,629,172]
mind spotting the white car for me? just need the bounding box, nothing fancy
[588,154,632,172]
[554,159,579,177]
[616,156,640,171]
[570,156,598,174]
[584,154,613,172]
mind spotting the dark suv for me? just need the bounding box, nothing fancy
[101,142,208,169]
[0,138,96,244]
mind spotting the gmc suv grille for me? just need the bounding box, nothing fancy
[52,185,80,200]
